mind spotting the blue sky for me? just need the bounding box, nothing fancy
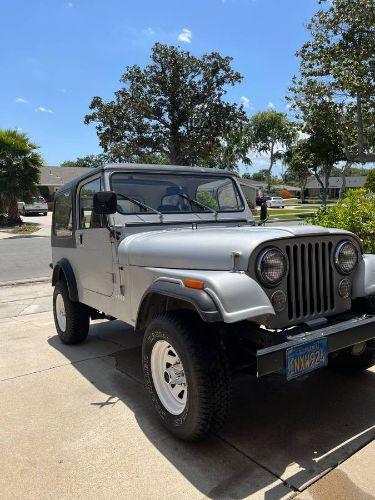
[1,0,320,173]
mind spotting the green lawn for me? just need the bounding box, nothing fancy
[253,206,318,222]
[9,224,40,234]
[266,208,318,215]
[284,198,337,205]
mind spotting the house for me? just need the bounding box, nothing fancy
[37,166,90,202]
[237,178,258,204]
[305,176,367,199]
[238,178,300,201]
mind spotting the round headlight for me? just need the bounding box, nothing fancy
[334,241,358,274]
[257,247,288,286]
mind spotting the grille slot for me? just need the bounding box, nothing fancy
[286,241,335,321]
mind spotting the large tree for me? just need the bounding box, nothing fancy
[60,153,109,169]
[84,43,249,169]
[289,0,375,165]
[248,110,298,192]
[284,140,313,204]
[284,122,342,205]
[0,129,43,222]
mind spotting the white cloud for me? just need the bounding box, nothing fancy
[67,2,73,7]
[36,106,53,114]
[178,28,192,43]
[267,101,275,109]
[15,97,27,103]
[241,96,251,109]
[144,27,155,35]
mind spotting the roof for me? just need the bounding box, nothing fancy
[47,163,236,192]
[273,184,301,192]
[239,178,300,192]
[39,166,91,186]
[305,176,367,189]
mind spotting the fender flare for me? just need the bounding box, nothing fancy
[51,258,79,302]
[136,280,221,331]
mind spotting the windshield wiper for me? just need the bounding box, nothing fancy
[117,194,164,222]
[178,193,218,219]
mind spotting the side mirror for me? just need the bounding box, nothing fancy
[93,191,117,215]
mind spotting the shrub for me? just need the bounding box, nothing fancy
[307,189,375,253]
[364,169,375,192]
[277,189,292,199]
[246,198,258,215]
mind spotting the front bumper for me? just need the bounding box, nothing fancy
[24,208,47,213]
[257,315,375,377]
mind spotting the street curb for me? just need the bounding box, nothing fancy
[0,277,51,288]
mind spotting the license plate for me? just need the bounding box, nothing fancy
[286,338,328,380]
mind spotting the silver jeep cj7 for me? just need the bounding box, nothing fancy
[51,163,375,441]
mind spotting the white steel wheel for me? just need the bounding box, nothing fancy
[55,293,67,332]
[151,340,187,415]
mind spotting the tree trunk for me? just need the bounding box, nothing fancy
[322,168,332,206]
[356,95,365,157]
[7,196,22,224]
[0,194,6,215]
[267,147,274,193]
[313,170,327,206]
[300,181,306,204]
[339,162,351,199]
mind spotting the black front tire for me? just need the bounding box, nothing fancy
[53,280,90,345]
[329,342,375,373]
[142,312,232,441]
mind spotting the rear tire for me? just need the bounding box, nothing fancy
[142,312,232,441]
[53,280,90,344]
[329,342,375,373]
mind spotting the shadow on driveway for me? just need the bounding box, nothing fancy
[48,319,375,498]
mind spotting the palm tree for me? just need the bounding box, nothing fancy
[0,129,43,223]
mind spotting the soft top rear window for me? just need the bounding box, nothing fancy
[110,172,244,214]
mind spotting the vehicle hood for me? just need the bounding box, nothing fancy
[118,224,354,271]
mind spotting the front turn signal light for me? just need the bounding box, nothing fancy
[184,279,205,290]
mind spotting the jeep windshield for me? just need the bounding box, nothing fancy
[110,172,244,214]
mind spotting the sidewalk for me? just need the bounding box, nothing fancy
[1,282,374,499]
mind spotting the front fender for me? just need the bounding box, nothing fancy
[353,254,375,298]
[145,268,274,323]
[51,258,79,302]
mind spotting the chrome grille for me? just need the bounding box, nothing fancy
[286,241,335,321]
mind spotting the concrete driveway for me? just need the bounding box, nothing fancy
[1,282,374,499]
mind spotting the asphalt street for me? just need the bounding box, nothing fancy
[0,235,51,282]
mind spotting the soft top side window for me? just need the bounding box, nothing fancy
[79,178,102,229]
[53,190,73,238]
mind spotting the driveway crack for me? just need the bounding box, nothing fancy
[215,434,298,493]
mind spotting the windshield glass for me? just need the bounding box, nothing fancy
[110,172,244,214]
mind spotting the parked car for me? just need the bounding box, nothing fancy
[18,196,48,216]
[266,196,284,208]
[51,163,375,441]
